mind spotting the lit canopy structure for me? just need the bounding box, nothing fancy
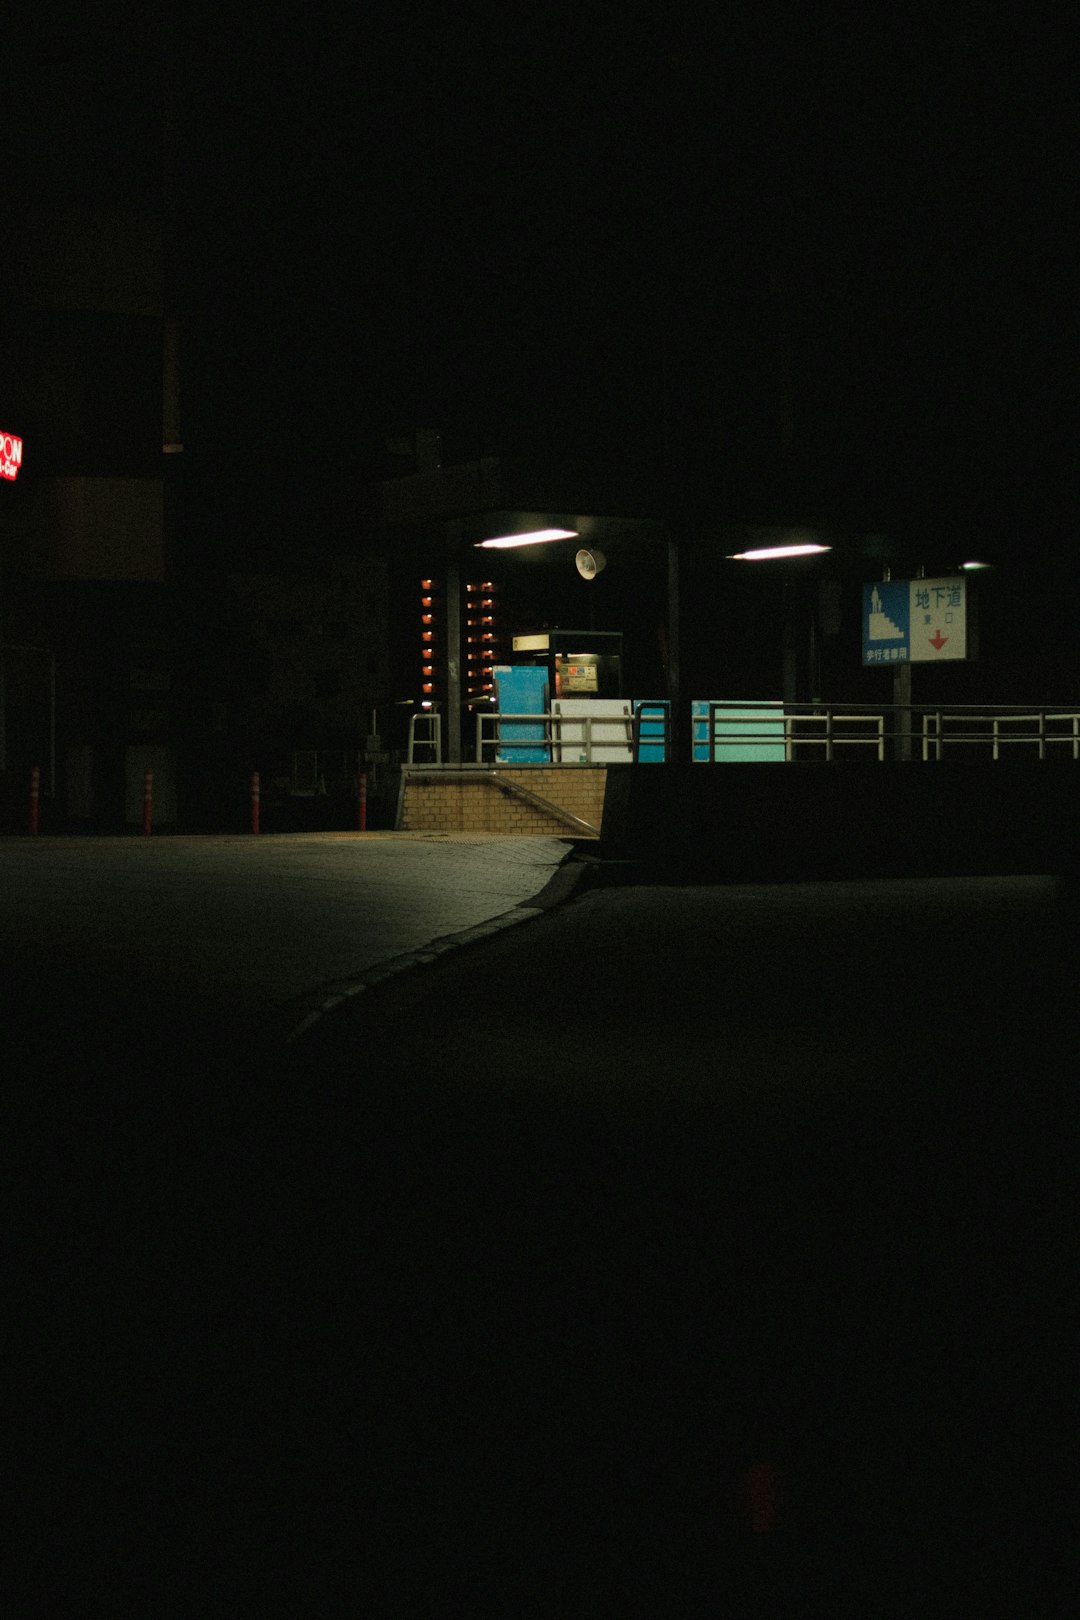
[377,456,667,760]
[374,451,963,761]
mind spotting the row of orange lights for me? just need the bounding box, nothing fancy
[420,579,436,695]
[466,580,496,700]
[419,579,499,700]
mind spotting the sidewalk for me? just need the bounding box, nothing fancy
[0,832,578,1050]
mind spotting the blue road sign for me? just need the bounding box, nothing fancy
[862,581,910,666]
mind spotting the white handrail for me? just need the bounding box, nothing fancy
[474,709,633,764]
[462,704,1080,764]
[407,711,442,764]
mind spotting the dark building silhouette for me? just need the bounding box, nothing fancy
[0,21,392,830]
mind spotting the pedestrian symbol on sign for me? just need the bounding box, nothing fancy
[868,586,904,641]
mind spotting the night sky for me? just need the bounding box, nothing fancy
[172,7,1073,546]
[6,8,1076,592]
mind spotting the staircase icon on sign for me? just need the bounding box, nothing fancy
[868,585,904,640]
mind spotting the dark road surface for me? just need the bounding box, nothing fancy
[8,868,1079,1616]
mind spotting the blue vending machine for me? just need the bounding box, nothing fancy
[493,665,551,763]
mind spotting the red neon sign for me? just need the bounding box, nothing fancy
[1,430,23,481]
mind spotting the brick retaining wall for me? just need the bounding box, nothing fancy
[400,767,607,835]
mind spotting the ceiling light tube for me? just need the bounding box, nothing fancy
[727,544,833,561]
[475,528,578,549]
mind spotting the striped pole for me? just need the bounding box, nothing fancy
[251,770,261,834]
[29,765,40,835]
[142,769,153,836]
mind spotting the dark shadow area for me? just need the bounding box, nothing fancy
[7,874,1079,1615]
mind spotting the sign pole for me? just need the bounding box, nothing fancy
[665,527,683,762]
[893,659,912,761]
[865,574,966,759]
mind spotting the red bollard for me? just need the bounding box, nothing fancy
[29,765,40,835]
[357,771,367,832]
[250,770,260,834]
[143,769,153,836]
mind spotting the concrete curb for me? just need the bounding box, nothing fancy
[283,850,596,1046]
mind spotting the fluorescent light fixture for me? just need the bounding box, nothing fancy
[727,543,833,561]
[475,527,578,549]
[961,560,992,570]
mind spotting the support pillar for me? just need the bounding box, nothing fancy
[446,521,462,764]
[666,527,690,764]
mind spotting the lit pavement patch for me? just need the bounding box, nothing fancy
[0,832,575,1046]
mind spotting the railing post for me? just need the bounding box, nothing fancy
[631,700,670,763]
[665,528,689,763]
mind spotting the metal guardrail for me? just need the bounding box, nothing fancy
[475,711,547,762]
[633,701,670,763]
[921,710,1080,761]
[784,711,886,761]
[413,703,1080,765]
[696,703,886,761]
[407,711,442,764]
[695,704,1080,761]
[473,710,634,765]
